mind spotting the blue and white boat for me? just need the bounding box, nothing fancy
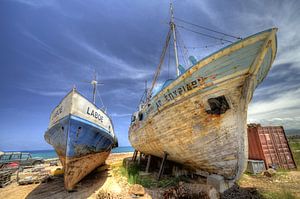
[45,78,117,190]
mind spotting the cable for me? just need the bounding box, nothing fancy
[147,29,172,101]
[176,28,189,67]
[175,17,242,40]
[96,87,105,110]
[167,37,171,79]
[177,24,234,43]
[178,42,227,49]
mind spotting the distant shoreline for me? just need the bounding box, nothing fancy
[3,146,134,159]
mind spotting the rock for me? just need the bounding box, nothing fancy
[207,174,232,193]
[263,168,276,177]
[163,182,219,199]
[129,184,145,196]
[49,161,58,166]
[96,164,109,172]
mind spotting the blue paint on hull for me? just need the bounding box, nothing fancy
[45,114,115,158]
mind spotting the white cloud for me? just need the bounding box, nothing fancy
[110,113,132,118]
[67,35,153,80]
[248,88,300,129]
[13,0,57,8]
[21,88,67,96]
[234,0,300,70]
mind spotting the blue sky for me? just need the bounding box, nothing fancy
[0,0,300,151]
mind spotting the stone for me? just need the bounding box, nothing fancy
[163,182,219,199]
[96,164,109,172]
[129,184,145,196]
[207,174,229,193]
[263,168,276,177]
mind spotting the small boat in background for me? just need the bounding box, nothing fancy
[129,4,277,186]
[45,75,117,190]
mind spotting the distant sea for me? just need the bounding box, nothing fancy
[18,146,134,159]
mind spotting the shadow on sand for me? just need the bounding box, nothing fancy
[25,170,109,199]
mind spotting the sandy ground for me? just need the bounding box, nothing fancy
[1,152,299,199]
[238,170,300,198]
[0,152,135,199]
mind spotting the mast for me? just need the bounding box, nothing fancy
[170,3,180,76]
[91,73,97,104]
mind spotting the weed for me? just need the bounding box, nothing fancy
[119,163,184,188]
[262,189,296,199]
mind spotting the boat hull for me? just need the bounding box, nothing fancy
[129,28,277,183]
[45,114,115,190]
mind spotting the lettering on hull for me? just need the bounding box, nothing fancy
[155,76,214,109]
[86,107,104,122]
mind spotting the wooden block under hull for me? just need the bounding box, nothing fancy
[59,151,110,190]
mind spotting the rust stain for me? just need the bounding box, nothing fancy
[248,124,296,170]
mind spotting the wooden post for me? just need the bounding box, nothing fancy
[145,155,151,173]
[157,152,168,180]
[132,150,138,162]
[138,152,142,165]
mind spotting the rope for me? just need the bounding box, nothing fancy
[147,29,172,101]
[177,24,234,43]
[176,28,189,66]
[178,42,227,49]
[96,87,105,110]
[167,38,171,79]
[175,17,242,40]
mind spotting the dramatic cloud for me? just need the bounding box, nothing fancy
[0,0,299,150]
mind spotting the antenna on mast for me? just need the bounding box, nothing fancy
[91,70,103,105]
[170,3,180,76]
[91,72,98,104]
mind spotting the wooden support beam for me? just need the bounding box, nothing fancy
[138,152,142,165]
[157,152,168,180]
[132,150,138,162]
[145,155,151,173]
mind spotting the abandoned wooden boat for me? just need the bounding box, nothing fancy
[129,4,277,185]
[45,77,118,190]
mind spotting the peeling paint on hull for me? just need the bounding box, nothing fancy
[45,90,116,190]
[129,28,278,183]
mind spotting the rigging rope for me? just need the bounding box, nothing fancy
[96,87,105,110]
[178,42,226,49]
[176,28,189,67]
[147,29,172,101]
[177,24,234,43]
[167,37,171,79]
[175,17,242,40]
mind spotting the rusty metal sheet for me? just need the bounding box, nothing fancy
[247,124,296,169]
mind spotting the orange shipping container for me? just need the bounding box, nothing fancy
[247,124,296,169]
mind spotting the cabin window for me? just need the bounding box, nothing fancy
[21,154,29,160]
[1,155,10,160]
[206,96,229,115]
[138,112,144,121]
[11,154,20,160]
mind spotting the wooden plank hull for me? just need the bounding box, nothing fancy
[129,28,278,182]
[59,151,110,190]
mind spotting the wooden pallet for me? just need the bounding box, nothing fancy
[18,175,50,185]
[0,170,12,188]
